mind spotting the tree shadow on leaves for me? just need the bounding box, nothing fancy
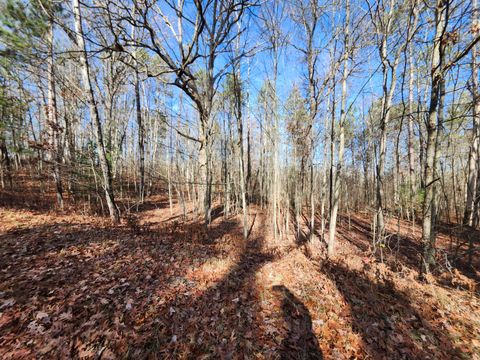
[0,212,236,358]
[0,187,58,212]
[336,214,480,290]
[435,222,480,284]
[324,261,465,359]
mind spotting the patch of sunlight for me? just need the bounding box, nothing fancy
[55,240,119,259]
[187,257,236,287]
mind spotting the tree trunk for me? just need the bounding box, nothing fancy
[407,43,417,202]
[131,16,145,203]
[421,0,447,275]
[198,113,212,224]
[134,65,145,203]
[233,72,248,239]
[328,0,350,258]
[464,0,479,227]
[47,19,63,210]
[73,0,120,223]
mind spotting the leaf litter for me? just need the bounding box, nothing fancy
[0,201,479,359]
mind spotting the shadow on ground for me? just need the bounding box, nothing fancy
[273,285,323,359]
[323,261,466,359]
[335,214,480,290]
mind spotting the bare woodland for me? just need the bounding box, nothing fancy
[0,0,479,358]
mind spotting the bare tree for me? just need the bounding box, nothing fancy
[46,16,64,210]
[291,0,322,243]
[72,0,120,223]
[328,0,350,258]
[464,0,480,227]
[261,0,287,240]
[106,0,254,224]
[367,0,418,250]
[421,0,480,274]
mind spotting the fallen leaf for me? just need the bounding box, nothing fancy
[0,298,15,310]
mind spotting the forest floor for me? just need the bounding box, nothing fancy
[0,195,479,359]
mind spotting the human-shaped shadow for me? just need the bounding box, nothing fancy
[273,285,323,359]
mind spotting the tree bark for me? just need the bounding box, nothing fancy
[233,71,248,239]
[134,54,145,203]
[47,19,63,210]
[464,0,479,227]
[130,10,145,203]
[328,0,350,258]
[421,0,447,275]
[73,0,120,223]
[407,42,417,219]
